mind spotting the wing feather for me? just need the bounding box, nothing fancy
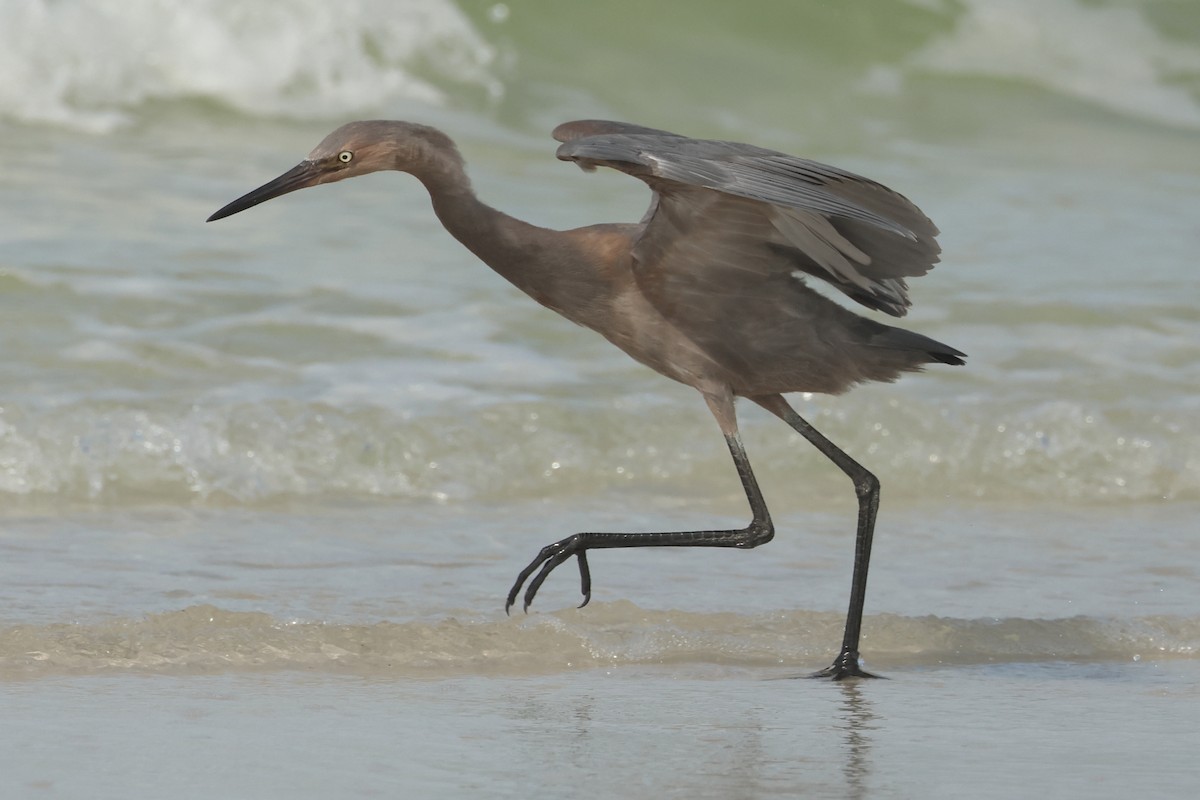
[553,120,942,317]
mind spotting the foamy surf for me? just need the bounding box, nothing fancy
[0,393,1195,507]
[0,0,502,132]
[908,0,1200,130]
[1,602,1193,679]
[2,0,1197,136]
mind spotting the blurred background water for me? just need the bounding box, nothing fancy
[0,1,1197,798]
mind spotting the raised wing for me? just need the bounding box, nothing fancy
[554,120,941,317]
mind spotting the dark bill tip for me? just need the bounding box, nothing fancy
[207,160,322,222]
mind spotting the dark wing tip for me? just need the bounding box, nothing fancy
[923,343,967,366]
[935,352,967,366]
[868,325,966,365]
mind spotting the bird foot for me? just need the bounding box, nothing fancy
[504,535,592,614]
[806,651,884,681]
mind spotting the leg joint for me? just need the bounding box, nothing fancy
[854,470,880,501]
[737,517,775,549]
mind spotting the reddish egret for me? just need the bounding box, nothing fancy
[209,120,965,680]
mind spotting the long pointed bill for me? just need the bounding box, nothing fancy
[207,160,323,222]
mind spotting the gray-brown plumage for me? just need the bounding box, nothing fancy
[209,119,965,680]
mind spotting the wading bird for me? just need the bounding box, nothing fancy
[209,120,965,680]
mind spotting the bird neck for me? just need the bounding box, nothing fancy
[417,167,565,296]
[406,146,617,332]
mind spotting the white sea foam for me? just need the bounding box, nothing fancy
[0,392,1195,507]
[0,0,502,132]
[910,0,1200,129]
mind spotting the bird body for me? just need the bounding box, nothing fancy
[209,119,965,680]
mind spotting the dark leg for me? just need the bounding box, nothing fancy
[505,391,773,613]
[753,394,881,681]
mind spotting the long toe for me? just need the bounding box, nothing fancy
[505,575,530,615]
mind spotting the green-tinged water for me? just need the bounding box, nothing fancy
[1,1,1198,798]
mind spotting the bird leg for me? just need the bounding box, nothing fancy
[752,394,882,680]
[505,391,883,681]
[505,392,773,614]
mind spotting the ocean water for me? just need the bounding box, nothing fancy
[1,0,1198,797]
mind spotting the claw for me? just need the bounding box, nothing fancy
[576,551,592,608]
[504,534,592,614]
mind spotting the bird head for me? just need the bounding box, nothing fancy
[207,120,458,222]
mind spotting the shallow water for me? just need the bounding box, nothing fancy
[3,661,1197,799]
[2,0,1199,797]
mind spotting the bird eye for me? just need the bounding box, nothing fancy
[338,151,353,163]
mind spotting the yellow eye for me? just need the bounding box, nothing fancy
[338,151,353,163]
